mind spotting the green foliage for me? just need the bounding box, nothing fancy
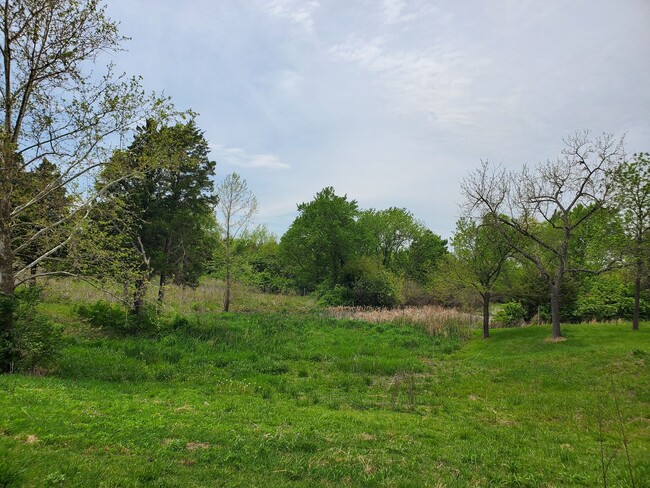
[11,159,73,280]
[95,119,218,298]
[1,287,62,372]
[357,207,425,271]
[576,274,650,321]
[77,300,159,335]
[316,283,352,306]
[280,187,360,291]
[405,229,448,285]
[342,257,400,308]
[493,301,527,327]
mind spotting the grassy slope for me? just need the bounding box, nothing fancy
[0,310,648,487]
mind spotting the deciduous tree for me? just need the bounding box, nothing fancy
[0,0,170,371]
[215,172,257,312]
[451,216,513,338]
[462,132,625,339]
[280,187,359,293]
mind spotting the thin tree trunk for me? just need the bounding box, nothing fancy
[0,196,15,372]
[482,291,491,339]
[158,272,166,305]
[29,265,37,287]
[633,272,640,331]
[224,253,231,312]
[158,236,170,305]
[133,278,147,316]
[550,280,562,339]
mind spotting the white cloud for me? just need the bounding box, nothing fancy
[210,144,290,170]
[329,37,490,126]
[381,0,415,25]
[260,0,320,33]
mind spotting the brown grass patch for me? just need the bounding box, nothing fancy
[544,336,568,343]
[328,305,479,336]
[186,442,210,451]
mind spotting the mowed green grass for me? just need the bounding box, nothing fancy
[0,312,648,487]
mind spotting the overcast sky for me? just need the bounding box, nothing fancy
[103,0,650,240]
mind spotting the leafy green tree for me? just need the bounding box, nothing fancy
[239,226,289,294]
[0,0,170,371]
[358,207,423,271]
[405,229,448,286]
[215,173,258,312]
[612,152,650,330]
[280,187,359,293]
[99,120,217,314]
[451,217,513,338]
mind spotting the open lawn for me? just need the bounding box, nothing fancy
[0,300,648,486]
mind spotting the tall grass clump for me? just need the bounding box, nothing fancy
[328,305,477,340]
[76,300,159,335]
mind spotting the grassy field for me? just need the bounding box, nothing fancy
[0,285,649,487]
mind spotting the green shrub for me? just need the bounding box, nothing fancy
[2,287,62,373]
[77,300,159,335]
[493,301,526,327]
[76,300,127,330]
[575,275,650,321]
[342,257,401,308]
[317,284,353,307]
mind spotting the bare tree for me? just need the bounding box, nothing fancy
[462,132,625,339]
[0,0,172,371]
[215,172,257,312]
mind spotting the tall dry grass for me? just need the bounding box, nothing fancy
[328,305,480,337]
[41,276,315,315]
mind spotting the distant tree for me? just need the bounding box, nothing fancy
[280,187,359,293]
[451,216,513,338]
[12,159,72,284]
[215,173,258,312]
[462,132,625,339]
[405,229,448,286]
[358,207,423,271]
[612,152,650,330]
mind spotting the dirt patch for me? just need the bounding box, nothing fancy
[186,442,210,451]
[544,337,568,343]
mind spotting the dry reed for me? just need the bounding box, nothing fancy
[328,305,480,337]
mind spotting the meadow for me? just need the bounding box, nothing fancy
[0,280,648,487]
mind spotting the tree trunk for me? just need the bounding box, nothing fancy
[133,279,147,316]
[224,253,231,312]
[158,272,166,305]
[158,236,170,305]
[633,272,640,331]
[29,266,37,287]
[482,291,491,339]
[0,198,15,372]
[549,280,562,339]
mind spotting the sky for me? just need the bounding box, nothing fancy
[102,0,650,240]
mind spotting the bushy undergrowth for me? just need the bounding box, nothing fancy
[492,301,527,327]
[76,300,159,335]
[1,287,61,373]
